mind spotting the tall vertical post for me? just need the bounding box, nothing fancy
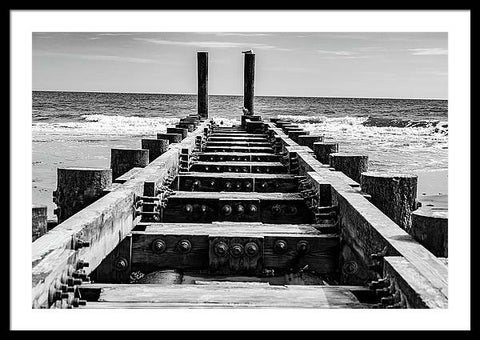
[197,52,208,118]
[243,52,255,115]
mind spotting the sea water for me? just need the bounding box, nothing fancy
[32,91,448,218]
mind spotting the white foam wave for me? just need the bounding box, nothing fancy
[32,114,179,136]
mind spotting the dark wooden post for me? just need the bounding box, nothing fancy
[360,172,418,232]
[243,52,255,115]
[53,167,112,223]
[329,153,369,183]
[197,52,208,118]
[110,148,149,180]
[313,142,339,164]
[411,208,448,257]
[32,204,48,241]
[141,139,169,162]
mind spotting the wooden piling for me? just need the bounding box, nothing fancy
[157,133,182,144]
[360,172,418,232]
[167,127,188,140]
[197,52,208,118]
[53,167,112,223]
[313,142,339,164]
[243,52,255,115]
[32,204,47,241]
[110,148,150,180]
[411,208,448,257]
[141,138,169,162]
[329,153,369,183]
[297,135,324,150]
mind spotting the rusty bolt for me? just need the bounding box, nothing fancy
[152,239,166,253]
[242,167,248,172]
[224,182,232,190]
[200,204,208,214]
[74,239,90,250]
[221,204,232,216]
[210,180,216,187]
[296,240,310,254]
[59,284,75,293]
[271,204,282,215]
[177,239,192,254]
[192,180,201,188]
[247,204,257,215]
[66,277,83,286]
[114,258,128,272]
[235,182,242,190]
[230,244,244,258]
[244,182,252,190]
[72,298,87,307]
[274,240,288,254]
[236,204,245,214]
[76,260,89,269]
[286,206,298,215]
[214,241,229,257]
[260,182,268,189]
[204,166,209,171]
[184,204,194,213]
[54,290,69,300]
[245,242,259,257]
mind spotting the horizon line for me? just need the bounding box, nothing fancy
[32,89,448,101]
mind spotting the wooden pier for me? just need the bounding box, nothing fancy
[32,51,448,310]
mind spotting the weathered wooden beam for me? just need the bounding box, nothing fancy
[205,140,271,148]
[78,283,366,308]
[157,133,182,144]
[189,161,287,174]
[203,146,274,153]
[130,222,337,274]
[196,152,279,162]
[177,172,299,192]
[32,121,209,308]
[167,127,188,140]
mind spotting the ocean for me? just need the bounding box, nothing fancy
[32,91,448,219]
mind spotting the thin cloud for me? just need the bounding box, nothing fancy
[317,49,356,56]
[408,48,448,56]
[133,38,289,50]
[34,50,159,64]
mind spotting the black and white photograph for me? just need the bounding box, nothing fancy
[10,10,471,331]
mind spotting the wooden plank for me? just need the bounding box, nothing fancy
[196,152,279,162]
[383,256,447,308]
[177,172,299,192]
[208,136,268,142]
[203,146,274,153]
[205,141,272,147]
[79,284,366,308]
[189,161,286,174]
[31,121,210,308]
[131,223,338,273]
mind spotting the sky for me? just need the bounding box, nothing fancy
[32,32,448,99]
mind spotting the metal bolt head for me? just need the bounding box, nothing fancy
[274,240,288,254]
[200,204,208,214]
[210,180,216,187]
[214,241,228,257]
[260,182,268,189]
[114,257,128,272]
[221,204,232,216]
[245,242,259,257]
[224,182,232,190]
[152,239,166,253]
[247,204,257,215]
[271,204,282,215]
[236,204,245,214]
[177,239,192,254]
[235,182,242,190]
[245,182,252,190]
[184,204,193,213]
[296,240,310,254]
[286,206,298,215]
[230,244,244,258]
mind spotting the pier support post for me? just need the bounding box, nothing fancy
[157,133,182,144]
[53,167,112,223]
[313,142,339,164]
[167,127,188,140]
[141,139,169,162]
[329,153,369,184]
[197,52,208,118]
[243,52,255,115]
[110,148,150,180]
[360,172,418,232]
[411,208,448,257]
[297,135,324,150]
[32,204,47,241]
